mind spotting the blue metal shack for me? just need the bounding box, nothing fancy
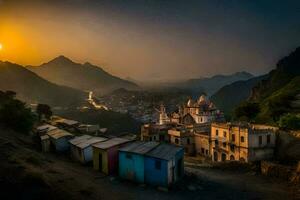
[145,143,184,187]
[119,141,159,183]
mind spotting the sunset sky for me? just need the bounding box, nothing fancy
[0,0,299,81]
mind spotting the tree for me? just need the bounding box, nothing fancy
[279,113,300,130]
[234,101,260,121]
[0,90,35,133]
[36,104,52,121]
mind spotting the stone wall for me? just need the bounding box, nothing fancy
[276,131,300,163]
[261,161,300,184]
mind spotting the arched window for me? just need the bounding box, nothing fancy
[230,155,235,161]
[175,138,179,144]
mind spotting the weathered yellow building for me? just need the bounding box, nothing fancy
[141,123,172,142]
[168,125,195,155]
[211,123,278,162]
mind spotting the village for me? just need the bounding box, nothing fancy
[34,94,300,197]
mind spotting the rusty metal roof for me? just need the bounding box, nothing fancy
[69,135,93,146]
[119,141,159,155]
[76,137,108,149]
[145,143,183,161]
[93,137,131,149]
[47,129,73,139]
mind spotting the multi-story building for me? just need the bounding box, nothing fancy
[194,123,211,157]
[141,123,173,142]
[168,125,195,155]
[210,122,278,162]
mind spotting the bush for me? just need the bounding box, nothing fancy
[234,101,260,121]
[0,91,35,133]
[278,113,300,130]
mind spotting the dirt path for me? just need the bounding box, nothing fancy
[185,165,299,200]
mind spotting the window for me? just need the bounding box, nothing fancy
[230,145,235,152]
[232,134,235,142]
[259,136,262,145]
[175,138,179,144]
[201,148,204,154]
[205,150,208,155]
[155,160,161,170]
[216,129,219,136]
[267,135,271,144]
[187,138,190,145]
[153,136,156,141]
[215,140,219,146]
[223,142,226,148]
[126,153,132,159]
[223,131,227,137]
[241,136,245,143]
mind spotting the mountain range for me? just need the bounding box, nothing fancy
[0,61,86,107]
[211,47,300,122]
[171,71,254,95]
[27,56,139,96]
[210,75,267,117]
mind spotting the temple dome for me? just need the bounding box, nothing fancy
[198,95,207,104]
[187,99,194,107]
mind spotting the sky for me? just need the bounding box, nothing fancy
[0,0,299,81]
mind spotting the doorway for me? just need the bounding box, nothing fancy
[98,153,103,172]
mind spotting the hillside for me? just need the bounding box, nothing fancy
[210,75,267,117]
[27,56,139,95]
[0,61,86,107]
[250,47,300,101]
[235,47,300,123]
[174,71,254,95]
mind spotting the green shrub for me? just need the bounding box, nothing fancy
[278,113,300,130]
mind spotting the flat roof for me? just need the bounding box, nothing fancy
[40,135,49,140]
[47,129,73,139]
[76,137,108,149]
[57,119,79,126]
[36,124,57,132]
[69,135,93,145]
[93,137,131,149]
[145,143,183,161]
[119,141,159,155]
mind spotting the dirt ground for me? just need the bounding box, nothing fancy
[0,130,299,200]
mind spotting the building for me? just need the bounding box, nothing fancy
[171,94,224,125]
[141,123,173,142]
[40,135,50,152]
[78,124,100,134]
[168,125,195,155]
[119,141,159,183]
[36,124,58,136]
[69,135,108,164]
[211,123,278,162]
[144,143,184,187]
[46,128,74,152]
[92,138,133,175]
[194,124,211,157]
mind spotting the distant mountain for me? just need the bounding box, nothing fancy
[174,71,254,95]
[210,75,267,116]
[235,47,300,123]
[27,56,139,96]
[0,61,86,107]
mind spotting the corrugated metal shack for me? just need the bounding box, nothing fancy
[69,135,108,164]
[93,138,133,175]
[118,141,159,183]
[47,129,74,152]
[145,143,184,187]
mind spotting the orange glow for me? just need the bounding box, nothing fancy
[0,23,40,65]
